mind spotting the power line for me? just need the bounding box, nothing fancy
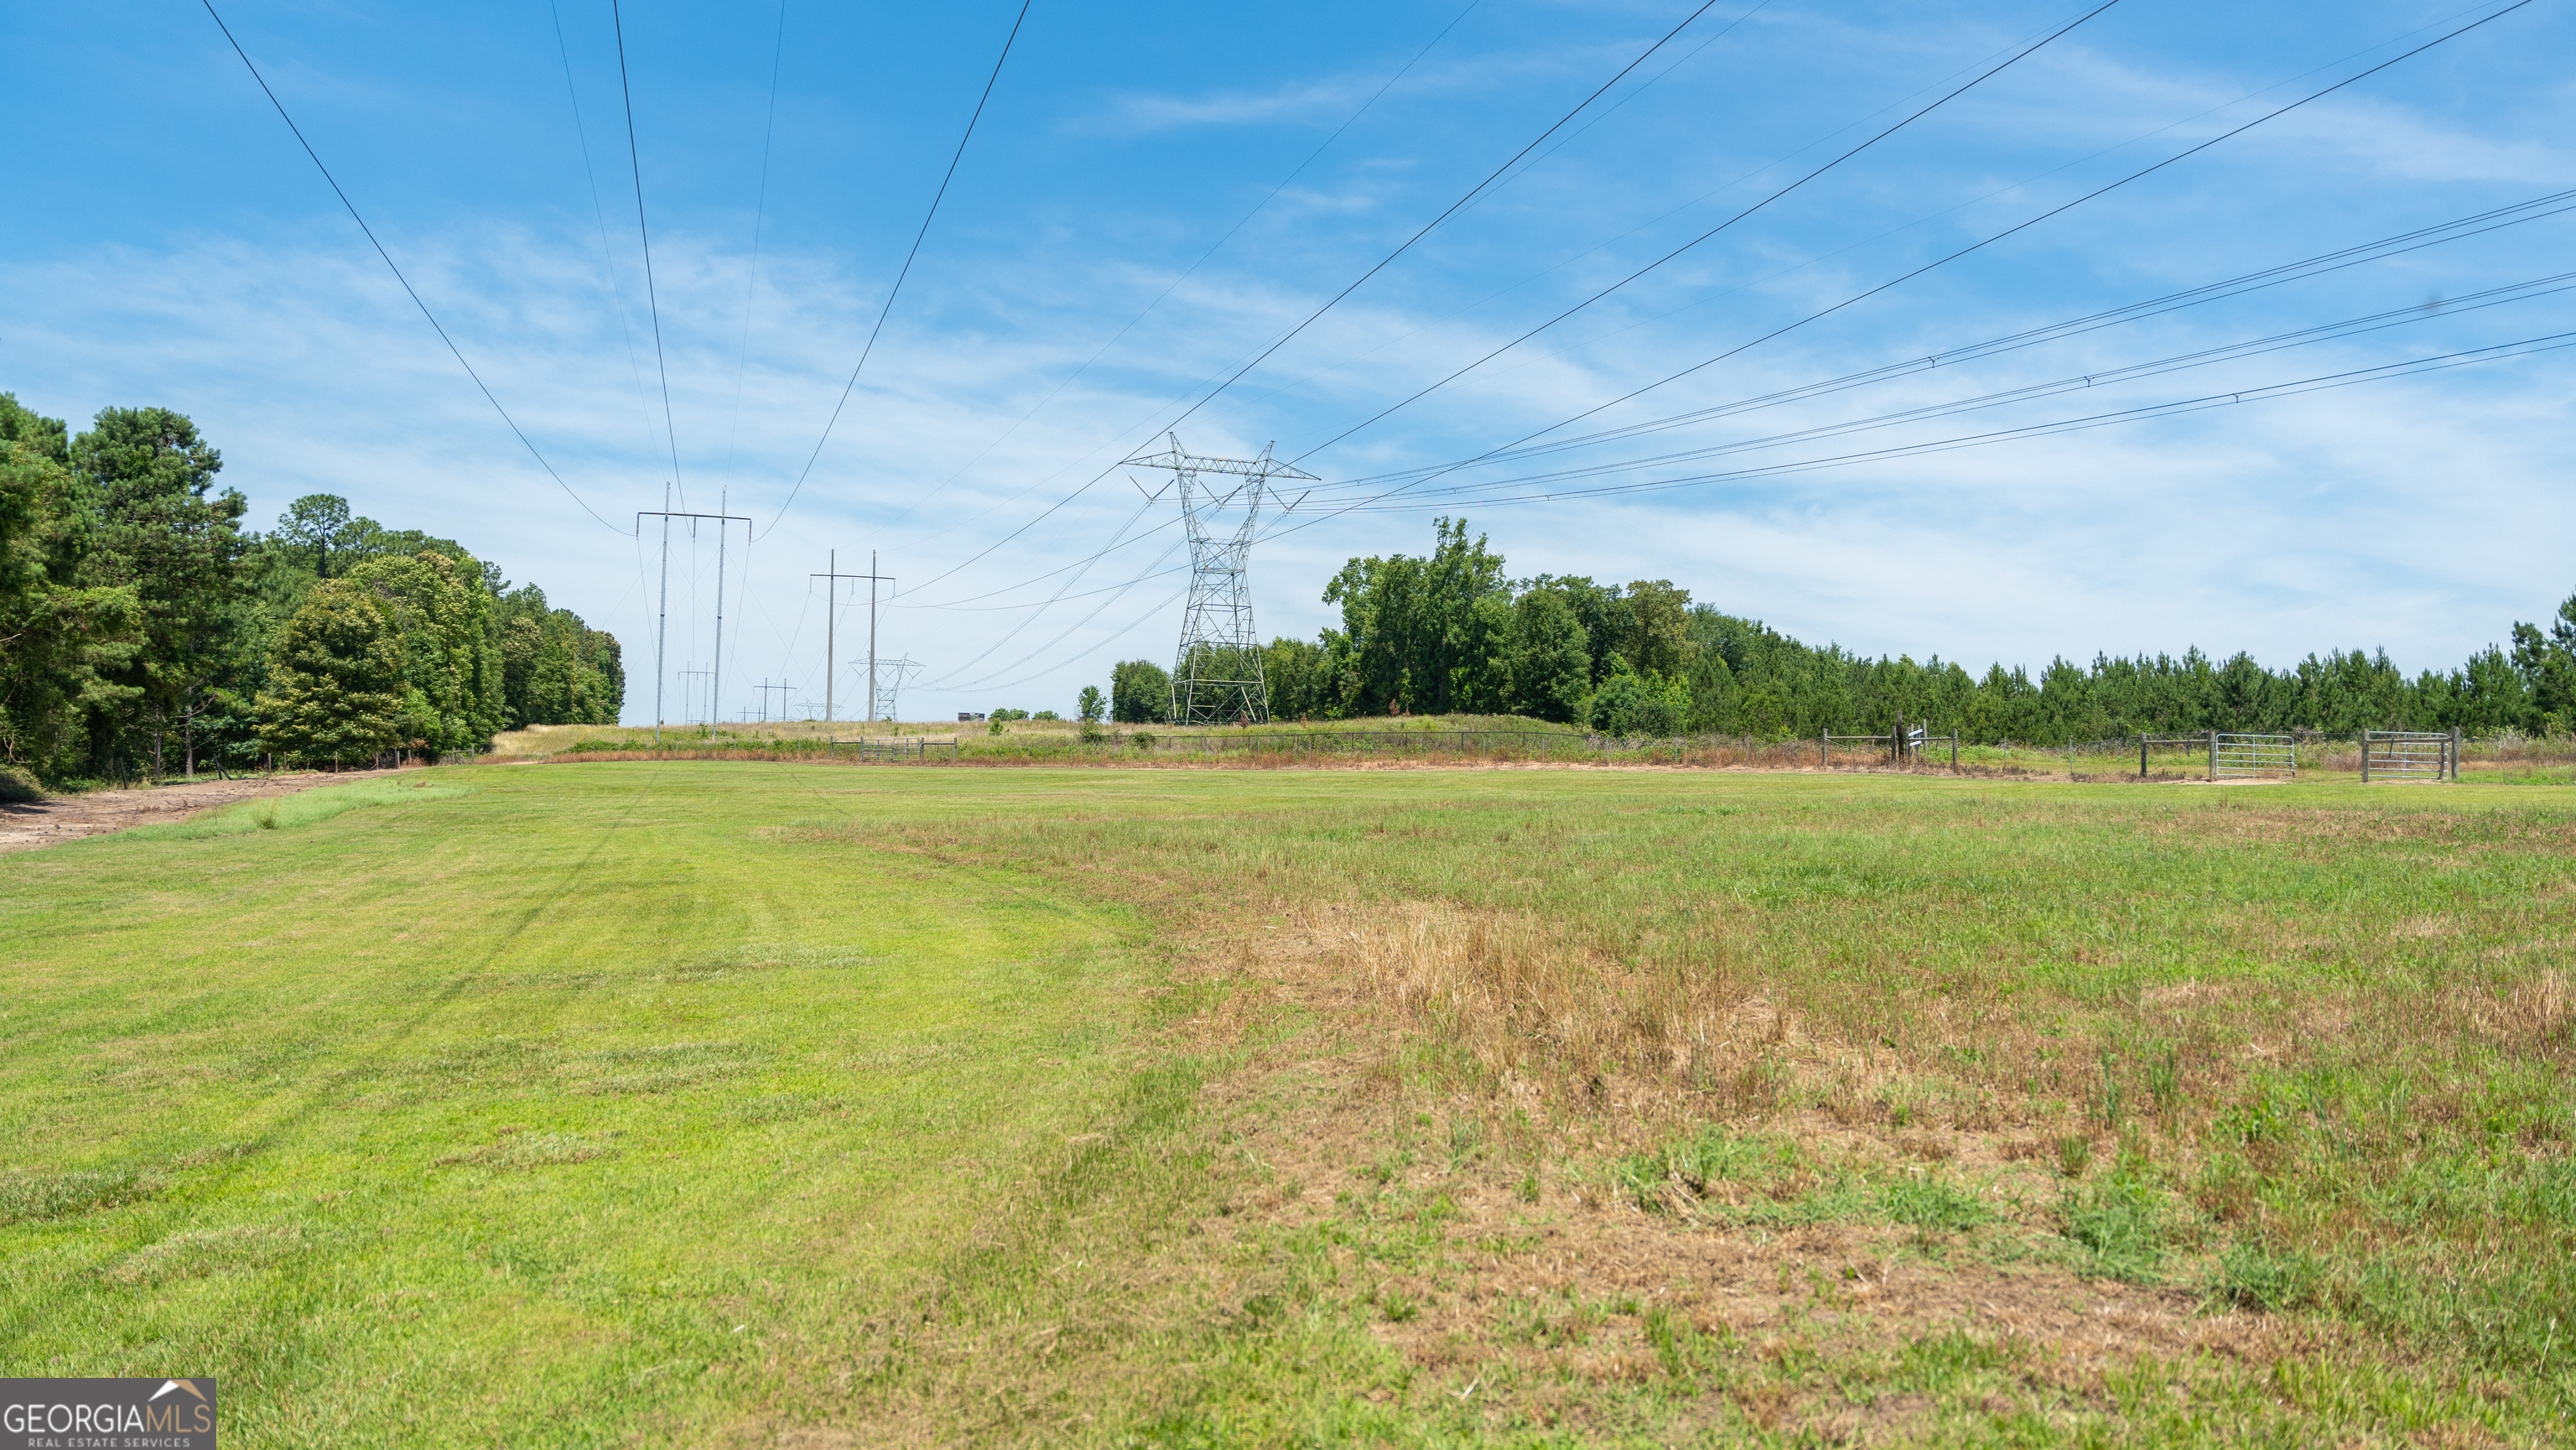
[198,0,621,533]
[898,184,2576,629]
[886,0,1491,536]
[1290,0,2541,528]
[764,0,1036,540]
[1336,330,2576,512]
[1304,188,2576,494]
[723,0,791,481]
[548,0,661,470]
[1324,272,2576,508]
[895,0,1751,602]
[1288,0,2127,465]
[610,0,684,503]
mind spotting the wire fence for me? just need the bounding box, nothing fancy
[520,721,2567,781]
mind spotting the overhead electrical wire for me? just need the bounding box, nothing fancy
[903,17,2551,627]
[610,0,685,507]
[1249,0,2523,424]
[198,0,621,532]
[548,0,662,471]
[1279,0,2541,533]
[911,261,2575,619]
[723,0,792,481]
[887,0,1492,537]
[1331,330,2576,512]
[1303,187,2576,492]
[762,0,1037,540]
[911,185,2576,633]
[914,179,2576,626]
[894,0,1763,604]
[1285,0,2128,465]
[1319,273,2576,508]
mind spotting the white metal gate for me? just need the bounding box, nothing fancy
[2213,732,2295,779]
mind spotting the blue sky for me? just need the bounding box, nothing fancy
[5,0,2571,723]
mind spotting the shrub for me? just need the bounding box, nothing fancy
[0,765,39,803]
[1587,663,1690,738]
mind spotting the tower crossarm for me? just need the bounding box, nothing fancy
[1119,447,1319,483]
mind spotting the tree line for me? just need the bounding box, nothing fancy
[1,392,621,783]
[1104,517,2576,742]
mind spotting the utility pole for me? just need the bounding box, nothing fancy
[811,552,894,749]
[636,502,750,746]
[756,678,795,723]
[678,668,713,729]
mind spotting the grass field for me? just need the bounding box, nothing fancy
[2,761,2570,1446]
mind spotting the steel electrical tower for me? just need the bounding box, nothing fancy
[1122,434,1317,725]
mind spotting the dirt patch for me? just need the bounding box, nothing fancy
[0,769,408,855]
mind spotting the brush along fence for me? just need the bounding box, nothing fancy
[2360,728,2457,782]
[826,737,957,763]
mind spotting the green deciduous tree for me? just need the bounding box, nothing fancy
[1587,659,1690,737]
[257,579,405,767]
[1321,517,1510,716]
[1077,684,1105,725]
[1110,659,1171,723]
[351,550,506,756]
[1501,588,1590,723]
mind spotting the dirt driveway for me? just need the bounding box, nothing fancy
[0,768,407,855]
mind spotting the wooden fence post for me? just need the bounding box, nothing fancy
[2360,730,2371,784]
[2207,730,2217,782]
[2139,735,2148,780]
[1950,729,1958,772]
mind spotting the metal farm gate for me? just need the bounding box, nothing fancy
[2360,729,2455,782]
[2212,732,2296,780]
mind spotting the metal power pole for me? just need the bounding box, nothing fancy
[637,503,750,745]
[812,553,896,746]
[1122,434,1317,725]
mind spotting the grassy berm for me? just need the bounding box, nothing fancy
[0,761,2568,1447]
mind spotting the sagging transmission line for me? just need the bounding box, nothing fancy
[1269,0,2542,532]
[894,0,1766,603]
[198,0,621,532]
[1284,0,2127,466]
[610,0,685,503]
[902,182,2576,621]
[762,0,1036,540]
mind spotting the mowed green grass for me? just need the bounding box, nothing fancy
[3,761,2573,1446]
[0,763,1190,1446]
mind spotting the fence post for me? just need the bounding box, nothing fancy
[2360,730,2371,784]
[2140,735,2148,780]
[1950,729,1958,772]
[2207,730,2216,782]
[1820,732,1827,768]
[1893,711,1904,769]
[2449,724,2461,782]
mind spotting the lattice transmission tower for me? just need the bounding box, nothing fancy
[1122,434,1317,725]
